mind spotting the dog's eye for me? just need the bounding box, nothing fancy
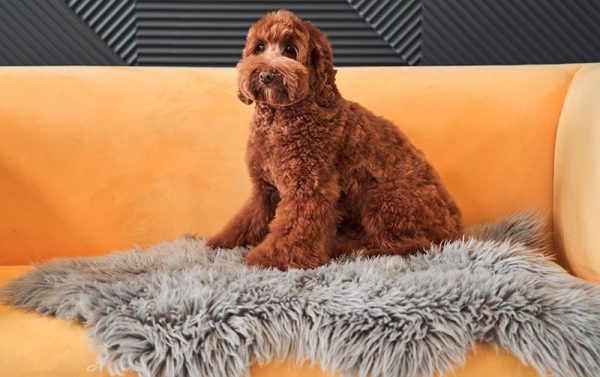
[284,44,296,57]
[255,43,265,53]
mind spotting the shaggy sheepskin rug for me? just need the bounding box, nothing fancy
[2,213,600,377]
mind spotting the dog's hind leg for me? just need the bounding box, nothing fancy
[358,184,439,257]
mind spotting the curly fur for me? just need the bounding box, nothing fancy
[207,11,463,270]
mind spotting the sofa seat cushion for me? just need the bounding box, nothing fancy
[0,266,539,377]
[0,266,126,377]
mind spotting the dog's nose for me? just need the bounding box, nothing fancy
[259,71,274,84]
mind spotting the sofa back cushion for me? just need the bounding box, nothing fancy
[0,66,577,264]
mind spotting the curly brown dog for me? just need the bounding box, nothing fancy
[207,10,463,270]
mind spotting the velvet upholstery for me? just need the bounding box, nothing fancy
[1,64,598,376]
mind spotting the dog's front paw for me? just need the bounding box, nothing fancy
[245,242,290,270]
[206,232,240,249]
[245,239,330,270]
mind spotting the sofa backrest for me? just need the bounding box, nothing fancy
[0,65,579,264]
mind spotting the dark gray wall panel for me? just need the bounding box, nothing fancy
[135,0,405,66]
[0,0,124,65]
[423,0,600,65]
[2,0,600,67]
[66,0,138,65]
[348,0,422,65]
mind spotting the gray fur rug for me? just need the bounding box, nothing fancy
[2,213,600,377]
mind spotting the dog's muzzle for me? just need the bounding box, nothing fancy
[259,71,274,84]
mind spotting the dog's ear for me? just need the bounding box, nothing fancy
[236,57,254,105]
[304,21,340,107]
[237,89,254,105]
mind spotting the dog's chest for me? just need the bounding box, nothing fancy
[250,120,283,185]
[250,109,324,186]
[258,141,278,185]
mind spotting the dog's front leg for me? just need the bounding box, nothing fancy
[246,168,340,270]
[206,180,277,249]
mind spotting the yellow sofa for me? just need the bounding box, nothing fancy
[0,64,598,377]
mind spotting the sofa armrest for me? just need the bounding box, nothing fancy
[554,64,600,282]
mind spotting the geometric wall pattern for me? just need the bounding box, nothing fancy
[422,0,600,65]
[1,0,599,67]
[66,0,138,65]
[133,0,405,66]
[0,0,123,65]
[348,0,422,65]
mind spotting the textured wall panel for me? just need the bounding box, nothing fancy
[2,0,600,67]
[348,0,422,65]
[135,0,406,66]
[66,0,138,65]
[423,0,600,65]
[0,0,123,65]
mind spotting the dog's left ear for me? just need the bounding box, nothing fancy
[304,21,340,107]
[237,89,254,105]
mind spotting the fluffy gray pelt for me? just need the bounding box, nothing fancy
[2,212,600,377]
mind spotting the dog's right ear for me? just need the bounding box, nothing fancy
[237,89,253,105]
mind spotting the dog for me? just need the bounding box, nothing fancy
[207,10,463,270]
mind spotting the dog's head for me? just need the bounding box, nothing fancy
[236,10,340,107]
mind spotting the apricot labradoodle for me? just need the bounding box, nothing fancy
[207,10,463,270]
